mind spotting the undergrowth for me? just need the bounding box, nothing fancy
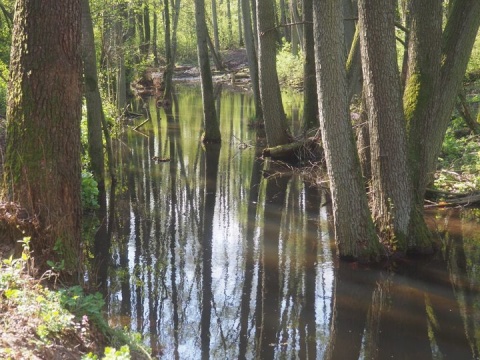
[0,237,152,359]
[436,108,480,194]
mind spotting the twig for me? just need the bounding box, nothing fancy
[133,118,149,130]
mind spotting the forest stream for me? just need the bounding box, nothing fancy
[91,85,480,359]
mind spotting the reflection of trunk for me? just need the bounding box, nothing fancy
[259,170,290,358]
[93,184,110,300]
[167,108,181,360]
[200,144,221,360]
[298,184,320,360]
[423,232,474,359]
[239,152,263,360]
[376,271,430,359]
[325,263,377,360]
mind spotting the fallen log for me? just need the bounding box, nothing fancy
[262,137,322,161]
[425,192,480,207]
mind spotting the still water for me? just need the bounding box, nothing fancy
[95,85,480,359]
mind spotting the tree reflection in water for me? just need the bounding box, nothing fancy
[99,87,480,359]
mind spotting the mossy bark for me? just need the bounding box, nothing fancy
[4,0,83,275]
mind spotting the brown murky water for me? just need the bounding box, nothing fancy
[94,86,480,359]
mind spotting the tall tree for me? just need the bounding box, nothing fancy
[405,0,480,207]
[4,0,83,274]
[302,0,318,131]
[241,0,262,120]
[81,0,106,202]
[195,0,221,142]
[313,0,380,260]
[256,0,291,147]
[358,0,414,250]
[163,0,174,100]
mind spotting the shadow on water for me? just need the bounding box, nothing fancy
[95,85,480,359]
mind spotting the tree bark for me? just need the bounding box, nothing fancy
[81,0,106,201]
[256,0,291,147]
[416,0,480,202]
[241,0,262,119]
[302,0,318,131]
[4,0,83,274]
[163,0,174,100]
[313,0,379,260]
[359,0,414,250]
[195,0,221,142]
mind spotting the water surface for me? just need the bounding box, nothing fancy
[97,86,480,359]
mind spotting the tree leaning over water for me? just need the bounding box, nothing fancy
[3,0,83,274]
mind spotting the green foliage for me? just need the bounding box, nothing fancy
[436,118,480,193]
[83,345,131,360]
[276,42,304,88]
[82,170,100,210]
[60,285,105,324]
[0,237,151,358]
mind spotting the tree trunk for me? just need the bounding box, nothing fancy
[195,0,221,142]
[211,0,221,52]
[171,0,182,67]
[4,0,83,274]
[302,0,318,132]
[115,7,127,113]
[153,8,159,66]
[241,0,262,119]
[237,0,244,46]
[163,0,174,100]
[143,4,151,57]
[81,0,106,201]
[404,0,480,251]
[256,0,291,147]
[313,0,380,260]
[359,0,414,251]
[419,0,480,198]
[226,0,233,46]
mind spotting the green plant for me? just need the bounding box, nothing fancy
[60,285,105,323]
[276,42,304,88]
[82,170,100,210]
[82,345,131,360]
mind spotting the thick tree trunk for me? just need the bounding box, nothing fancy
[313,0,379,260]
[4,0,83,274]
[256,0,291,147]
[359,0,413,251]
[195,0,221,142]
